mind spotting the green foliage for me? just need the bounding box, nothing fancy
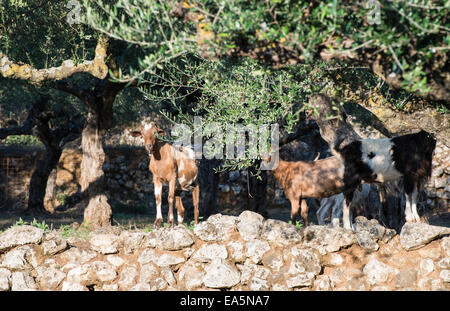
[3,134,42,146]
[83,0,198,81]
[13,217,50,233]
[185,0,449,98]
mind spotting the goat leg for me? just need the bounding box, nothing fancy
[192,184,200,225]
[167,179,176,227]
[153,177,163,228]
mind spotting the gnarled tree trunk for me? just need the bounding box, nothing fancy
[80,80,125,229]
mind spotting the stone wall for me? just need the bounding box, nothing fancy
[0,211,449,291]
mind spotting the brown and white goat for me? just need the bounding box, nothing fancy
[266,154,345,226]
[130,121,199,227]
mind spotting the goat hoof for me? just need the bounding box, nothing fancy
[154,218,163,228]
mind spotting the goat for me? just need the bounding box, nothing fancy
[130,121,200,227]
[266,154,345,226]
[335,130,436,229]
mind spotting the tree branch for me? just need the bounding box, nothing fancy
[0,36,109,85]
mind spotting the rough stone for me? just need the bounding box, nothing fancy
[138,248,185,267]
[245,239,270,264]
[400,223,450,251]
[11,271,37,291]
[119,231,145,254]
[156,225,195,251]
[226,240,246,263]
[66,264,93,285]
[237,210,264,241]
[249,266,271,291]
[35,266,66,289]
[363,259,398,285]
[419,258,435,276]
[303,225,357,255]
[193,214,238,242]
[0,268,11,291]
[285,247,321,288]
[42,232,67,256]
[260,219,302,246]
[139,263,159,284]
[203,258,240,289]
[353,217,385,252]
[178,260,205,290]
[0,245,38,270]
[0,226,44,252]
[440,270,450,283]
[261,249,284,272]
[437,257,450,269]
[314,275,333,291]
[90,233,120,254]
[118,266,139,290]
[91,261,117,283]
[192,243,228,262]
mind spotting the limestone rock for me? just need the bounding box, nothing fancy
[249,266,271,291]
[192,243,228,262]
[0,268,11,291]
[303,225,357,255]
[363,259,398,285]
[0,245,38,270]
[245,239,270,264]
[35,266,66,289]
[119,231,146,254]
[11,271,37,291]
[90,261,117,283]
[0,226,44,252]
[203,258,240,289]
[193,214,238,242]
[42,232,67,256]
[285,247,321,288]
[118,266,139,290]
[226,240,246,263]
[354,217,385,252]
[137,248,185,267]
[156,225,195,251]
[419,258,435,276]
[178,260,205,290]
[237,211,264,241]
[260,219,302,246]
[400,223,450,251]
[89,233,120,254]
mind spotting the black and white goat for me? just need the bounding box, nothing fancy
[335,130,436,230]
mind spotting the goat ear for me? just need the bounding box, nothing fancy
[130,131,142,137]
[157,129,166,136]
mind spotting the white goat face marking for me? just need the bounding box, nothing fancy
[360,138,402,182]
[144,122,153,132]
